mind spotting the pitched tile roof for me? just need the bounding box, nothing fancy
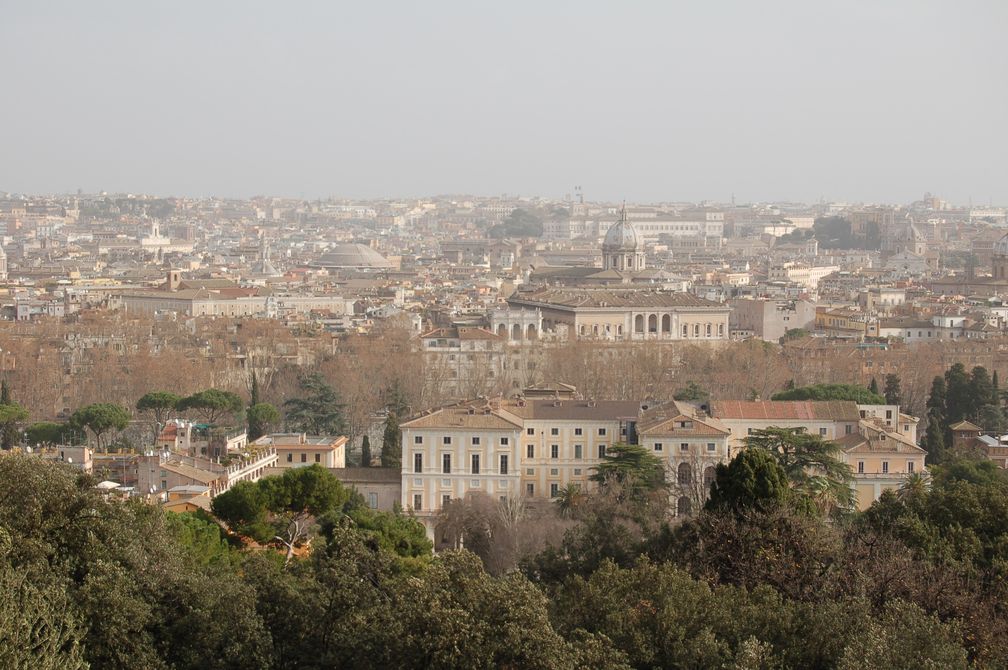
[713,400,860,422]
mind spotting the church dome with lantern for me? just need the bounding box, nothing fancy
[602,207,646,272]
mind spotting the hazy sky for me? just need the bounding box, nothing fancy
[2,1,1006,205]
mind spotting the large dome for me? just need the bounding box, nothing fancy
[312,243,392,269]
[995,233,1008,257]
[602,213,641,253]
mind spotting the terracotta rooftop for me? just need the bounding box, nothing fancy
[713,400,860,422]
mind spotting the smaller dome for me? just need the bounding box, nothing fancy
[312,243,392,269]
[995,233,1008,257]
[602,211,641,253]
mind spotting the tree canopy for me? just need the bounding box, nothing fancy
[69,403,130,452]
[178,389,243,426]
[380,413,401,468]
[771,383,885,404]
[283,373,347,436]
[136,391,181,427]
[246,402,280,442]
[706,448,791,513]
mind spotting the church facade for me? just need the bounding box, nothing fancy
[508,211,730,342]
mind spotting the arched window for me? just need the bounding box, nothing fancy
[512,324,521,340]
[497,324,507,338]
[677,496,692,517]
[617,324,623,336]
[579,325,586,336]
[677,462,692,485]
[592,325,598,336]
[648,314,657,333]
[718,324,724,337]
[694,324,700,337]
[682,324,688,337]
[662,314,671,332]
[527,324,537,340]
[704,466,716,488]
[635,314,645,333]
[705,323,712,337]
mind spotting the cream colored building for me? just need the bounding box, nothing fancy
[713,400,862,450]
[400,396,732,533]
[508,288,730,342]
[836,421,926,510]
[252,432,347,468]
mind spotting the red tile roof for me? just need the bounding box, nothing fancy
[713,400,859,421]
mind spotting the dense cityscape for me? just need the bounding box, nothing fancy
[1,191,1008,667]
[4,1,1008,668]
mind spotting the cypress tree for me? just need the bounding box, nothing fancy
[360,434,372,468]
[249,371,260,407]
[868,377,879,396]
[381,413,402,469]
[883,373,902,406]
[923,413,946,465]
[944,363,970,426]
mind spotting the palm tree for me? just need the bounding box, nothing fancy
[897,471,929,502]
[554,483,586,518]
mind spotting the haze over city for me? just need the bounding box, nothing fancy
[7,3,1008,668]
[3,0,1007,204]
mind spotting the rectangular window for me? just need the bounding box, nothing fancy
[368,492,378,509]
[550,483,559,497]
[526,468,534,475]
[414,453,423,473]
[550,468,558,476]
[819,427,827,437]
[286,453,293,462]
[858,461,864,474]
[598,428,607,436]
[471,479,480,487]
[574,444,582,459]
[413,478,422,486]
[443,436,452,445]
[414,435,423,444]
[500,454,509,475]
[882,461,889,474]
[301,453,307,463]
[551,444,559,459]
[442,454,451,474]
[575,428,583,436]
[654,443,663,452]
[885,410,893,419]
[908,461,915,473]
[413,494,422,511]
[551,428,559,436]
[598,445,607,458]
[707,442,716,452]
[527,427,535,435]
[680,443,689,451]
[527,483,534,496]
[442,494,451,507]
[471,436,480,445]
[471,454,480,474]
[574,468,582,476]
[315,453,321,463]
[527,444,535,458]
[845,424,852,434]
[500,437,509,446]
